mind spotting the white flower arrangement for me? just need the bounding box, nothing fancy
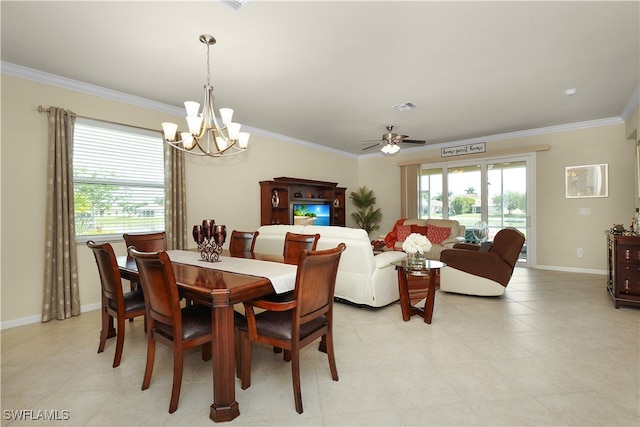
[402,233,432,254]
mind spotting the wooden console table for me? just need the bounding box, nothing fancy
[606,231,640,308]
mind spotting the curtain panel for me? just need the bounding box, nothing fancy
[164,144,187,250]
[42,107,80,321]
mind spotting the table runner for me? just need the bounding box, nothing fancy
[167,250,297,294]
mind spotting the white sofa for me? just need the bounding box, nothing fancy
[254,225,407,307]
[383,218,466,260]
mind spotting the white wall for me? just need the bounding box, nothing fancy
[1,73,637,327]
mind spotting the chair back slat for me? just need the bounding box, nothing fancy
[129,248,181,327]
[295,243,345,322]
[87,241,123,302]
[283,232,320,262]
[229,230,259,254]
[124,232,167,252]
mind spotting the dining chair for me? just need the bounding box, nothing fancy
[123,231,167,252]
[86,241,146,368]
[262,231,322,356]
[228,230,259,255]
[127,247,213,414]
[237,243,346,414]
[282,232,320,263]
[123,232,167,293]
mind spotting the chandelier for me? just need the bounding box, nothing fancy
[162,34,250,157]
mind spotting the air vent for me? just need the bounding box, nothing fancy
[223,0,249,10]
[392,102,417,112]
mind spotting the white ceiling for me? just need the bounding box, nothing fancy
[2,1,639,156]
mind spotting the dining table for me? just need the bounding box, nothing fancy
[117,249,298,422]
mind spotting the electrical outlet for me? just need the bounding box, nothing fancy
[577,248,583,258]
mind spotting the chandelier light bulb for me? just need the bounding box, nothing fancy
[220,108,234,126]
[161,122,178,141]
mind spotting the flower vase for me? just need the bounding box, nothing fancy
[407,251,426,267]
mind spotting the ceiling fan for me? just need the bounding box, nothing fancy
[361,125,426,155]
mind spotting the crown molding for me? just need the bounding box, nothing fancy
[2,61,632,159]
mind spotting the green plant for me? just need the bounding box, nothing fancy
[349,186,382,234]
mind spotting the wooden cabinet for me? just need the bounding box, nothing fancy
[260,177,346,227]
[606,231,640,308]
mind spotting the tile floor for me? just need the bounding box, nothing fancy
[2,268,639,426]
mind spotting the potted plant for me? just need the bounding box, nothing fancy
[349,186,382,234]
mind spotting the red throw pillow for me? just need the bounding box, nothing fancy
[410,225,428,236]
[395,225,412,242]
[426,225,451,244]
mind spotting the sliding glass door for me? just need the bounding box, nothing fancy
[419,155,532,265]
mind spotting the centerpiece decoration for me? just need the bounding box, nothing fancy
[402,233,432,266]
[192,219,226,262]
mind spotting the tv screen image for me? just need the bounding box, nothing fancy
[292,203,330,226]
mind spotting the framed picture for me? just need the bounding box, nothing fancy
[565,164,608,198]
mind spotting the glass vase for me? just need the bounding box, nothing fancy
[407,251,426,267]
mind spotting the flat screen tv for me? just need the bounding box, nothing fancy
[292,203,331,226]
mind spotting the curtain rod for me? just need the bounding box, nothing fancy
[37,105,160,134]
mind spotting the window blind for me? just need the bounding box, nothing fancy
[73,118,165,240]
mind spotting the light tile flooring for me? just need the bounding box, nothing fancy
[2,268,639,426]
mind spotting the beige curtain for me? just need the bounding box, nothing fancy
[164,143,187,250]
[42,107,80,322]
[400,164,420,218]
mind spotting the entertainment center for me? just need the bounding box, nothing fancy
[259,177,346,227]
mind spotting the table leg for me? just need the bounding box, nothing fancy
[423,269,438,324]
[209,304,240,422]
[397,268,412,321]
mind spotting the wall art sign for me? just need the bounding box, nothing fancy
[441,142,486,157]
[565,164,608,198]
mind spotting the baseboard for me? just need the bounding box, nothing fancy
[534,264,607,276]
[1,302,101,330]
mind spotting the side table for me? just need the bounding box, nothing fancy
[392,259,446,324]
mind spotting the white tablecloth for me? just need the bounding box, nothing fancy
[167,250,297,294]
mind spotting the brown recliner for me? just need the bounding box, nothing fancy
[439,228,525,296]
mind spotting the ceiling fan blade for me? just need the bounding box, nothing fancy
[361,139,383,143]
[399,139,426,144]
[361,142,381,151]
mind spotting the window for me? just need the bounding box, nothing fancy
[416,155,532,266]
[73,118,165,241]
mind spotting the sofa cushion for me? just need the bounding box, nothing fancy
[410,224,428,236]
[426,224,451,244]
[425,219,460,239]
[395,225,412,242]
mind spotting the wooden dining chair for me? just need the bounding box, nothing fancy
[123,231,167,252]
[86,241,146,368]
[237,243,346,414]
[128,247,213,414]
[123,232,167,293]
[229,230,259,255]
[282,232,320,263]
